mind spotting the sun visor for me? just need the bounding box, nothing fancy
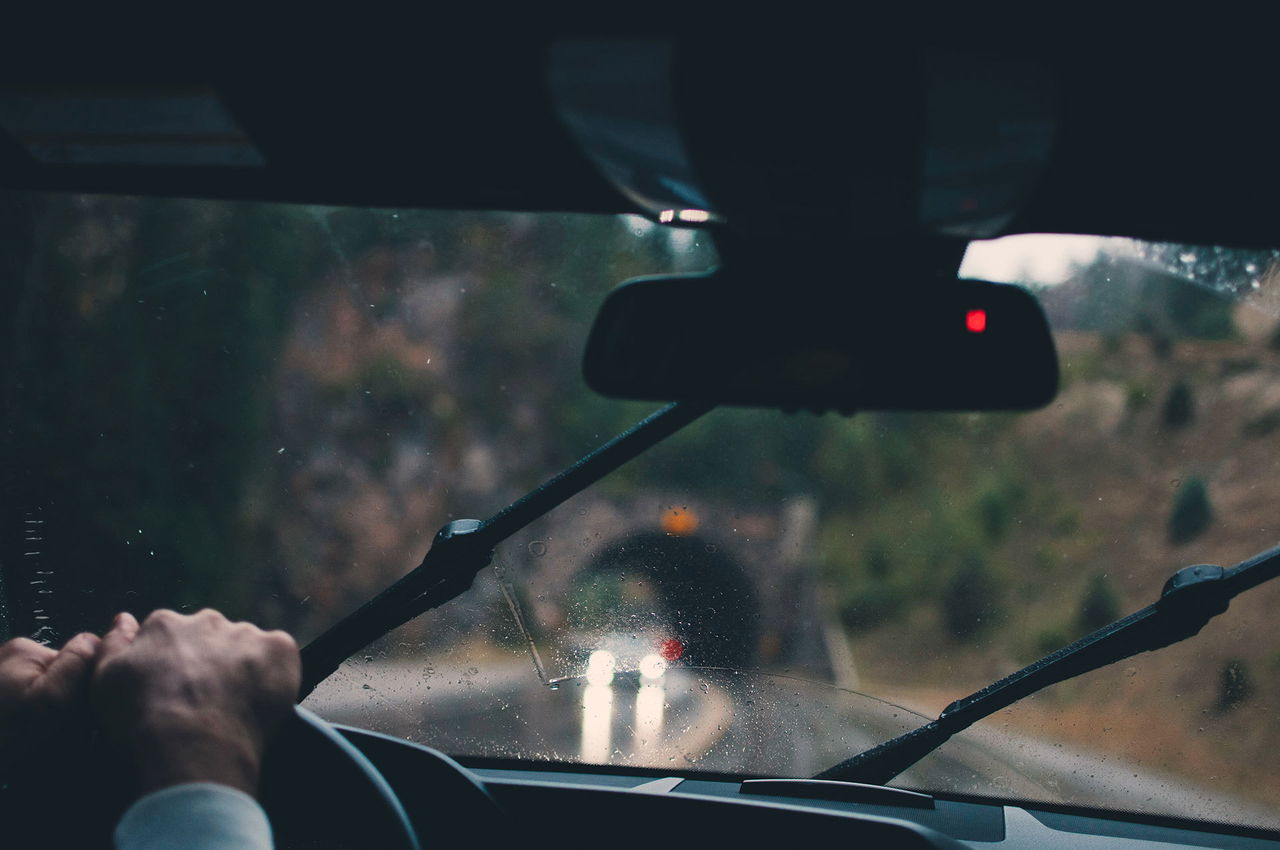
[0,88,265,169]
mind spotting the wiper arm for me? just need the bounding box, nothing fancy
[815,544,1280,784]
[298,401,715,698]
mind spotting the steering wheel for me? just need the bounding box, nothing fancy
[0,706,425,849]
[261,706,423,850]
[1,701,510,849]
[265,706,511,848]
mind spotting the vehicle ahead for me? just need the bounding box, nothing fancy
[3,27,1280,849]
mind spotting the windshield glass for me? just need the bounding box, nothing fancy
[3,193,1278,830]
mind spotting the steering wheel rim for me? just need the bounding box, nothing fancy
[0,705,422,850]
[260,706,422,850]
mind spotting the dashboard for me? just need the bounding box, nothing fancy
[337,726,1280,849]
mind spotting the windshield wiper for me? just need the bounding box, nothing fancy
[298,401,715,698]
[815,545,1280,784]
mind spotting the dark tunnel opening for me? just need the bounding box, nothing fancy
[578,530,759,670]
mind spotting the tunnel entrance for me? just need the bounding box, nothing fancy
[573,531,759,670]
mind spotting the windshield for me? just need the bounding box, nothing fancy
[2,193,1278,830]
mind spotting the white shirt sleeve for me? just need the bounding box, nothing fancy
[114,782,273,850]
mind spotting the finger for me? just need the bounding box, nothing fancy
[193,608,229,627]
[38,632,101,704]
[1,636,57,668]
[97,612,140,663]
[265,629,299,653]
[142,608,182,628]
[56,632,100,666]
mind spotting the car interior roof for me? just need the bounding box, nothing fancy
[2,22,1277,250]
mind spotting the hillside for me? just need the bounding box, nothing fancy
[842,327,1280,809]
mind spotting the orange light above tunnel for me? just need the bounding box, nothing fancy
[661,507,699,536]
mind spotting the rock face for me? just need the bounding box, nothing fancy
[252,234,831,671]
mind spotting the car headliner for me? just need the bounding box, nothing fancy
[1,21,1277,251]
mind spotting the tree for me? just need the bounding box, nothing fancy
[941,555,1003,641]
[1169,477,1213,545]
[1218,659,1253,710]
[1133,242,1279,301]
[1161,380,1195,429]
[1042,250,1237,342]
[1077,574,1121,632]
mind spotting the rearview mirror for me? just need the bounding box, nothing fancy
[583,272,1058,412]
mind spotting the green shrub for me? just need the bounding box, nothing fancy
[863,540,893,580]
[977,487,1014,541]
[1031,627,1070,659]
[1220,357,1259,377]
[1125,382,1152,412]
[1218,659,1253,710]
[1033,545,1058,572]
[1077,573,1121,632]
[974,474,1026,543]
[839,582,905,633]
[1243,408,1280,439]
[1161,380,1195,429]
[1169,477,1213,544]
[1052,507,1081,537]
[941,555,1003,641]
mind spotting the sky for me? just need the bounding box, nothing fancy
[960,233,1106,287]
[627,214,1118,289]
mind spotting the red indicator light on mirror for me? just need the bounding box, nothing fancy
[965,309,987,333]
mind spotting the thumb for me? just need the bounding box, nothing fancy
[97,612,140,664]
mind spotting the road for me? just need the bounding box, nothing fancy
[304,655,1279,830]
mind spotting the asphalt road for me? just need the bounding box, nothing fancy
[305,657,1279,831]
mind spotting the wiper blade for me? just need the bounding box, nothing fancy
[814,545,1280,784]
[298,401,714,698]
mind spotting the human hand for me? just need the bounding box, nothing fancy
[92,609,301,796]
[0,632,100,767]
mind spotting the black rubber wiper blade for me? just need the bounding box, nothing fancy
[298,400,715,698]
[815,545,1280,784]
